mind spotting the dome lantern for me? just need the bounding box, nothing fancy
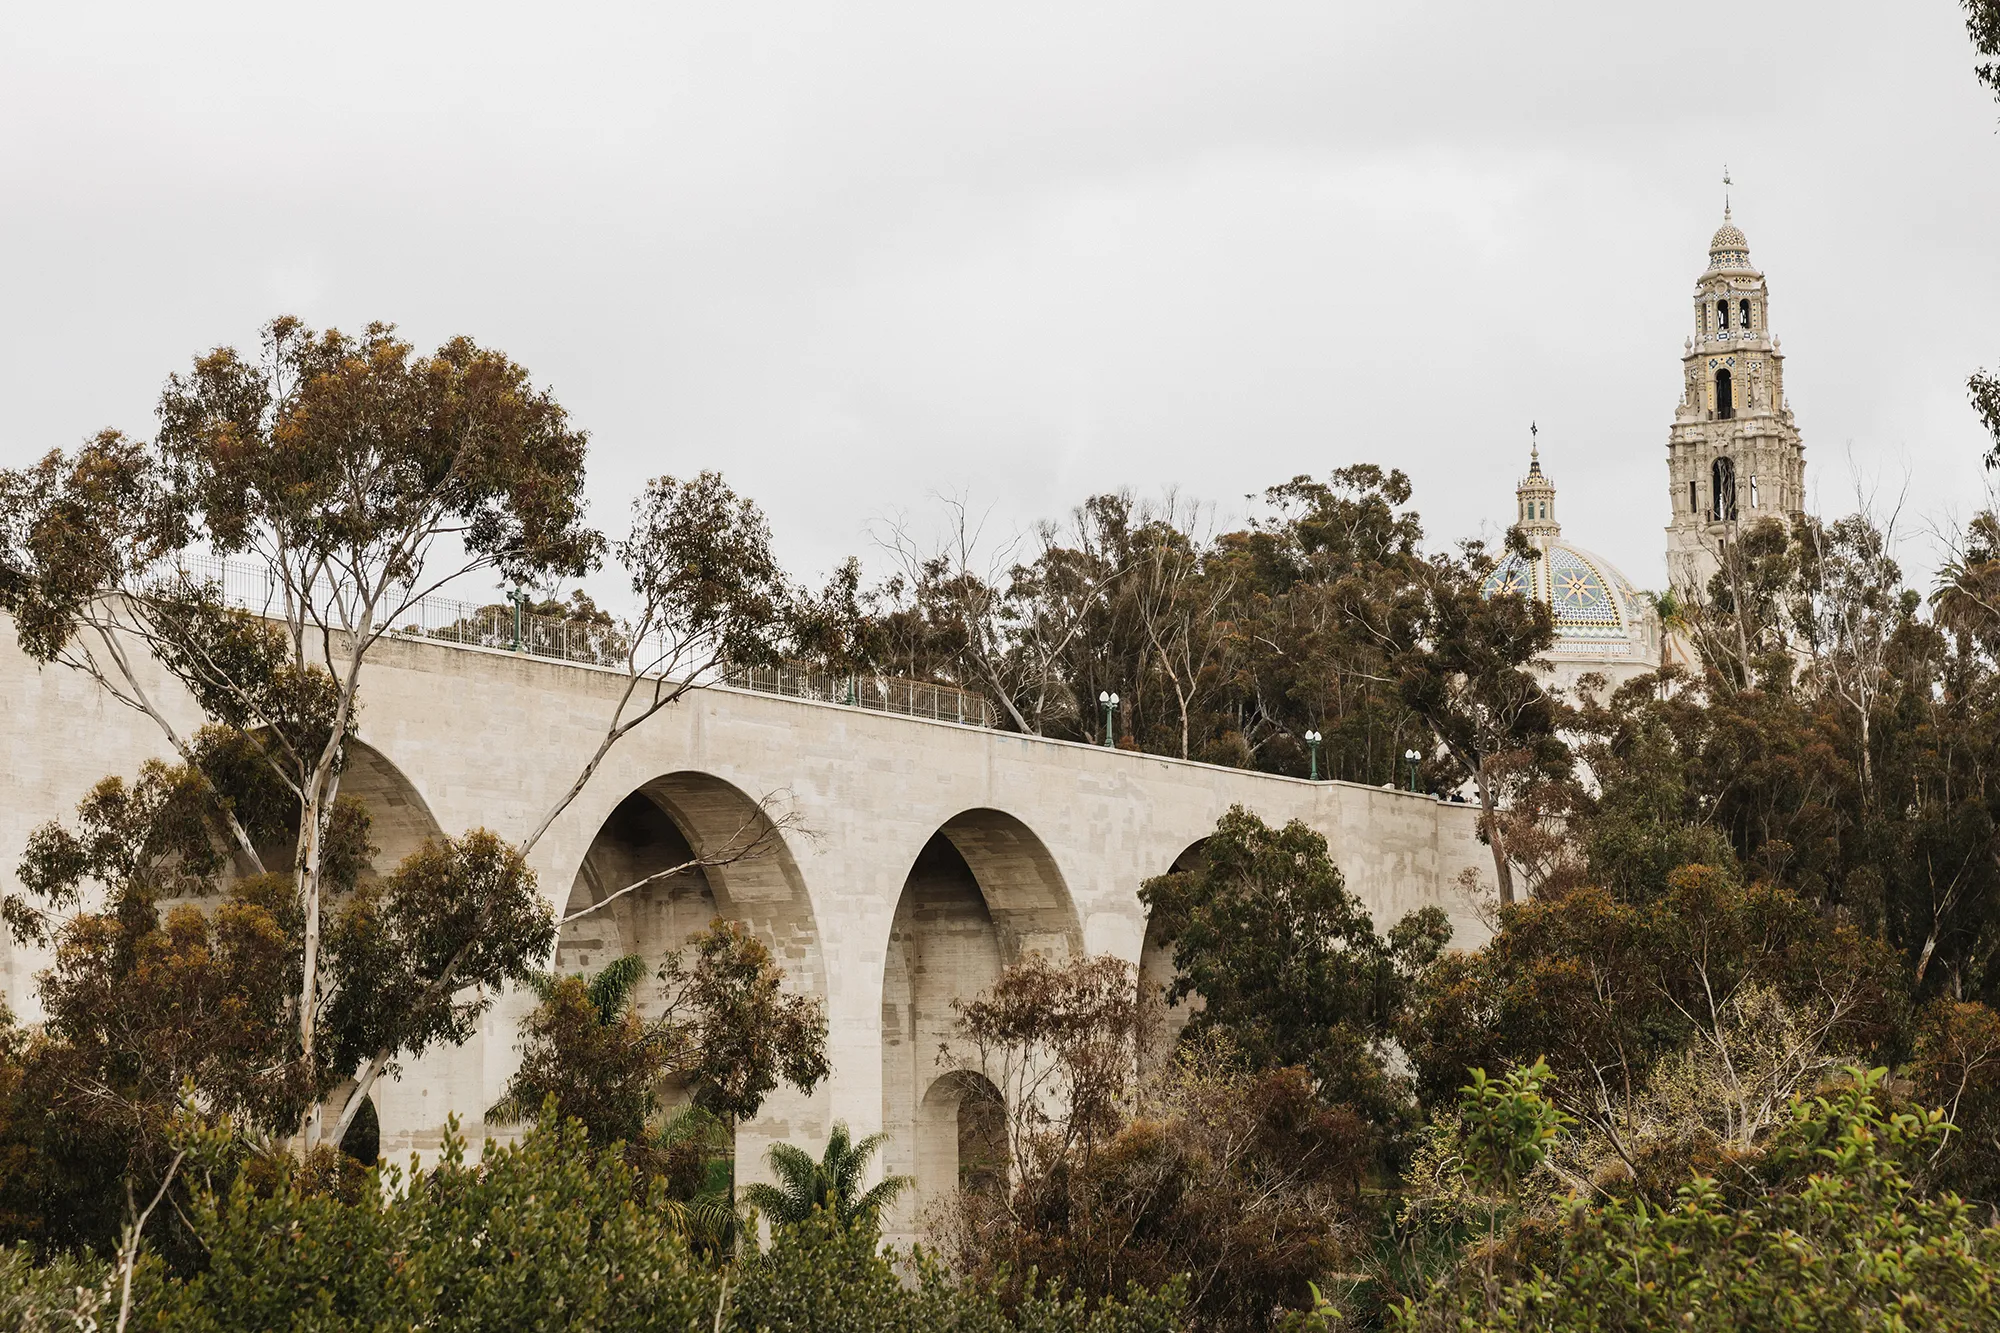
[1484,434,1660,683]
[1515,424,1559,552]
[1706,204,1752,271]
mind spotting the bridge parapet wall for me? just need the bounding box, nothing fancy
[0,617,1492,1189]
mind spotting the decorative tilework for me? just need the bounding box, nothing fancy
[1482,543,1643,648]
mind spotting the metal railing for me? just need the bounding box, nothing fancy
[158,554,994,727]
[722,664,995,727]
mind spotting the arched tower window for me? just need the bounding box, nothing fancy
[1712,457,1738,521]
[1717,300,1730,331]
[1716,368,1734,419]
[1689,479,1698,514]
[1740,298,1752,330]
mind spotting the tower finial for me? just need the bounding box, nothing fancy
[1530,420,1539,468]
[1722,164,1732,218]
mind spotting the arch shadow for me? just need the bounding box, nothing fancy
[879,807,1078,1244]
[934,807,1083,962]
[556,771,825,1005]
[247,739,445,882]
[916,1069,1006,1219]
[552,771,829,1190]
[1139,837,1211,1070]
[340,741,446,876]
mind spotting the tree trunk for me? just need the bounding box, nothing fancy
[1475,767,1515,906]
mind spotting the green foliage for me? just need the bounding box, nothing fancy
[153,318,601,587]
[742,1121,911,1231]
[816,468,1437,782]
[1393,1070,2000,1332]
[1141,806,1449,1129]
[1975,366,2000,471]
[1969,0,2000,107]
[0,1245,111,1333]
[0,761,559,1260]
[1910,998,2000,1201]
[733,1207,1187,1333]
[953,952,1147,1160]
[620,472,790,672]
[93,1111,1184,1332]
[133,1112,718,1333]
[0,771,327,1259]
[657,919,830,1129]
[489,955,663,1147]
[1390,539,1564,902]
[967,1043,1365,1332]
[321,829,555,1077]
[1401,867,1904,1128]
[1457,1060,1571,1198]
[487,926,831,1247]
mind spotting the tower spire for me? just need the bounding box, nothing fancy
[1516,426,1558,550]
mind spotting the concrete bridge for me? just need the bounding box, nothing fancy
[0,621,1489,1238]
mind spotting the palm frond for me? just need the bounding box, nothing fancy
[484,1088,531,1127]
[740,1181,797,1224]
[850,1174,914,1220]
[766,1141,822,1203]
[748,1121,911,1229]
[824,1124,888,1205]
[586,954,647,1022]
[659,1191,736,1250]
[658,1104,727,1149]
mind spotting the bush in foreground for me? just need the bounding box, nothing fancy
[109,1108,1180,1332]
[1392,1069,2000,1332]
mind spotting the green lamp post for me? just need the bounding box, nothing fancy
[505,587,531,653]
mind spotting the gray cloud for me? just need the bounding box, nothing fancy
[4,2,1995,596]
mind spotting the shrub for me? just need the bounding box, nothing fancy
[1393,1069,2000,1331]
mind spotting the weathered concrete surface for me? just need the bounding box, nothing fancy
[0,622,1491,1231]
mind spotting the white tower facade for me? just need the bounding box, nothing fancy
[1665,209,1807,597]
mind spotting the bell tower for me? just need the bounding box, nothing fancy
[1665,205,1806,596]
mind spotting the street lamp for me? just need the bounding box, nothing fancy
[1304,729,1322,780]
[1403,748,1421,793]
[504,587,531,653]
[1098,691,1120,746]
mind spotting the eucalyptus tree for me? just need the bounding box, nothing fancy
[0,320,597,1120]
[1389,539,1563,905]
[0,320,802,1167]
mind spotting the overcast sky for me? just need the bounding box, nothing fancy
[4,3,1997,601]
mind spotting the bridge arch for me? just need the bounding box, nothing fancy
[555,771,825,1008]
[915,1069,1006,1221]
[879,808,1079,1242]
[1138,837,1210,1070]
[339,741,445,876]
[247,739,444,881]
[550,770,829,1178]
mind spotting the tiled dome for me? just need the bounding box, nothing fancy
[1707,209,1751,269]
[1482,541,1650,657]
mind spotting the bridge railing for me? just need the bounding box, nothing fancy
[162,554,995,727]
[720,664,996,728]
